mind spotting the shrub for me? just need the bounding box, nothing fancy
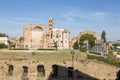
[80,48,87,52]
[0,43,8,49]
[0,33,7,37]
[32,52,35,56]
[87,55,120,67]
[10,48,28,50]
[37,48,55,50]
[109,50,113,55]
[9,43,16,48]
[73,40,79,49]
[63,59,66,64]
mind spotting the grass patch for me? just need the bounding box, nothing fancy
[0,49,98,60]
[31,49,91,60]
[87,55,120,67]
[0,52,22,58]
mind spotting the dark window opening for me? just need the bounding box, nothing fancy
[51,31,53,38]
[56,34,58,38]
[37,65,45,77]
[68,67,74,78]
[49,28,52,31]
[8,65,13,76]
[26,45,28,48]
[116,70,120,80]
[23,66,28,77]
[52,65,58,78]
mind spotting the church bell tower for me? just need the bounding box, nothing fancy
[48,17,54,38]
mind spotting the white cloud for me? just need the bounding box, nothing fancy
[14,17,40,21]
[61,9,120,26]
[0,17,41,25]
[90,12,107,21]
[60,9,120,41]
[62,10,107,22]
[62,14,74,22]
[4,20,24,25]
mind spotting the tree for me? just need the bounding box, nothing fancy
[0,33,8,37]
[101,31,106,43]
[8,40,16,48]
[54,42,58,51]
[0,43,8,49]
[73,40,79,49]
[79,34,96,50]
[9,43,16,48]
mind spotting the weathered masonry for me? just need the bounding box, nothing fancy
[23,17,70,49]
[5,64,99,80]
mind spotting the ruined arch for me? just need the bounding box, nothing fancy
[31,26,45,48]
[32,26,44,32]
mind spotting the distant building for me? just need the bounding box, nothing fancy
[9,37,16,44]
[70,30,100,48]
[23,17,70,49]
[0,37,8,45]
[108,40,120,51]
[90,40,108,54]
[16,37,24,48]
[117,40,120,44]
[9,37,24,48]
[52,28,70,49]
[24,24,46,49]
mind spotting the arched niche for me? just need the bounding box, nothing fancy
[32,26,44,32]
[51,64,58,78]
[22,66,28,77]
[8,65,14,76]
[37,65,45,77]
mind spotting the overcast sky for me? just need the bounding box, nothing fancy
[0,0,120,41]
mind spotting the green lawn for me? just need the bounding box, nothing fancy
[0,49,97,60]
[31,49,97,60]
[0,49,119,67]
